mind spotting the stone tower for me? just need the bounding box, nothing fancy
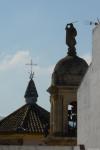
[47,24,88,140]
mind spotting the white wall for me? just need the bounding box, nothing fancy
[78,25,100,149]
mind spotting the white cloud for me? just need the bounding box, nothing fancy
[0,50,91,76]
[0,51,54,76]
[0,51,31,71]
[9,51,30,66]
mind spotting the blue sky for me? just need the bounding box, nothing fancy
[0,0,99,116]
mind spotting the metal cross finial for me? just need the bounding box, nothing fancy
[26,59,37,79]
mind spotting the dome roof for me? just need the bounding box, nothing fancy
[51,55,88,86]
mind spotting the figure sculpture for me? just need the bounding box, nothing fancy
[65,23,77,56]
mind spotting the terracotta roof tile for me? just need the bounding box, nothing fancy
[0,103,50,136]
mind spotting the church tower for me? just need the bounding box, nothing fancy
[0,60,50,145]
[47,23,88,141]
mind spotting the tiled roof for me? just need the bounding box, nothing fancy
[0,103,50,136]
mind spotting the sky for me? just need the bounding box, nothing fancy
[0,0,99,116]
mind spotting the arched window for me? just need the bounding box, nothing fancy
[68,101,77,137]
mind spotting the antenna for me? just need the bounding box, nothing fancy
[85,19,100,26]
[26,59,37,79]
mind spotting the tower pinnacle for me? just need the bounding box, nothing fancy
[65,23,77,56]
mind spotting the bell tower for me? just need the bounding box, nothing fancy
[47,23,88,145]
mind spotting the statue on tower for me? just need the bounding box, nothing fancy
[65,23,77,56]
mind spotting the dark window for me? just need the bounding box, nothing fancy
[68,101,77,137]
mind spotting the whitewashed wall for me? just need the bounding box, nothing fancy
[78,25,100,149]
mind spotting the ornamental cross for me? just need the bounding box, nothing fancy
[26,59,37,79]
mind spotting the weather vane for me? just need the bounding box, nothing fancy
[26,59,37,79]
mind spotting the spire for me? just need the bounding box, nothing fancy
[65,23,77,56]
[25,60,38,104]
[24,79,38,104]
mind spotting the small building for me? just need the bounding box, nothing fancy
[0,74,50,145]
